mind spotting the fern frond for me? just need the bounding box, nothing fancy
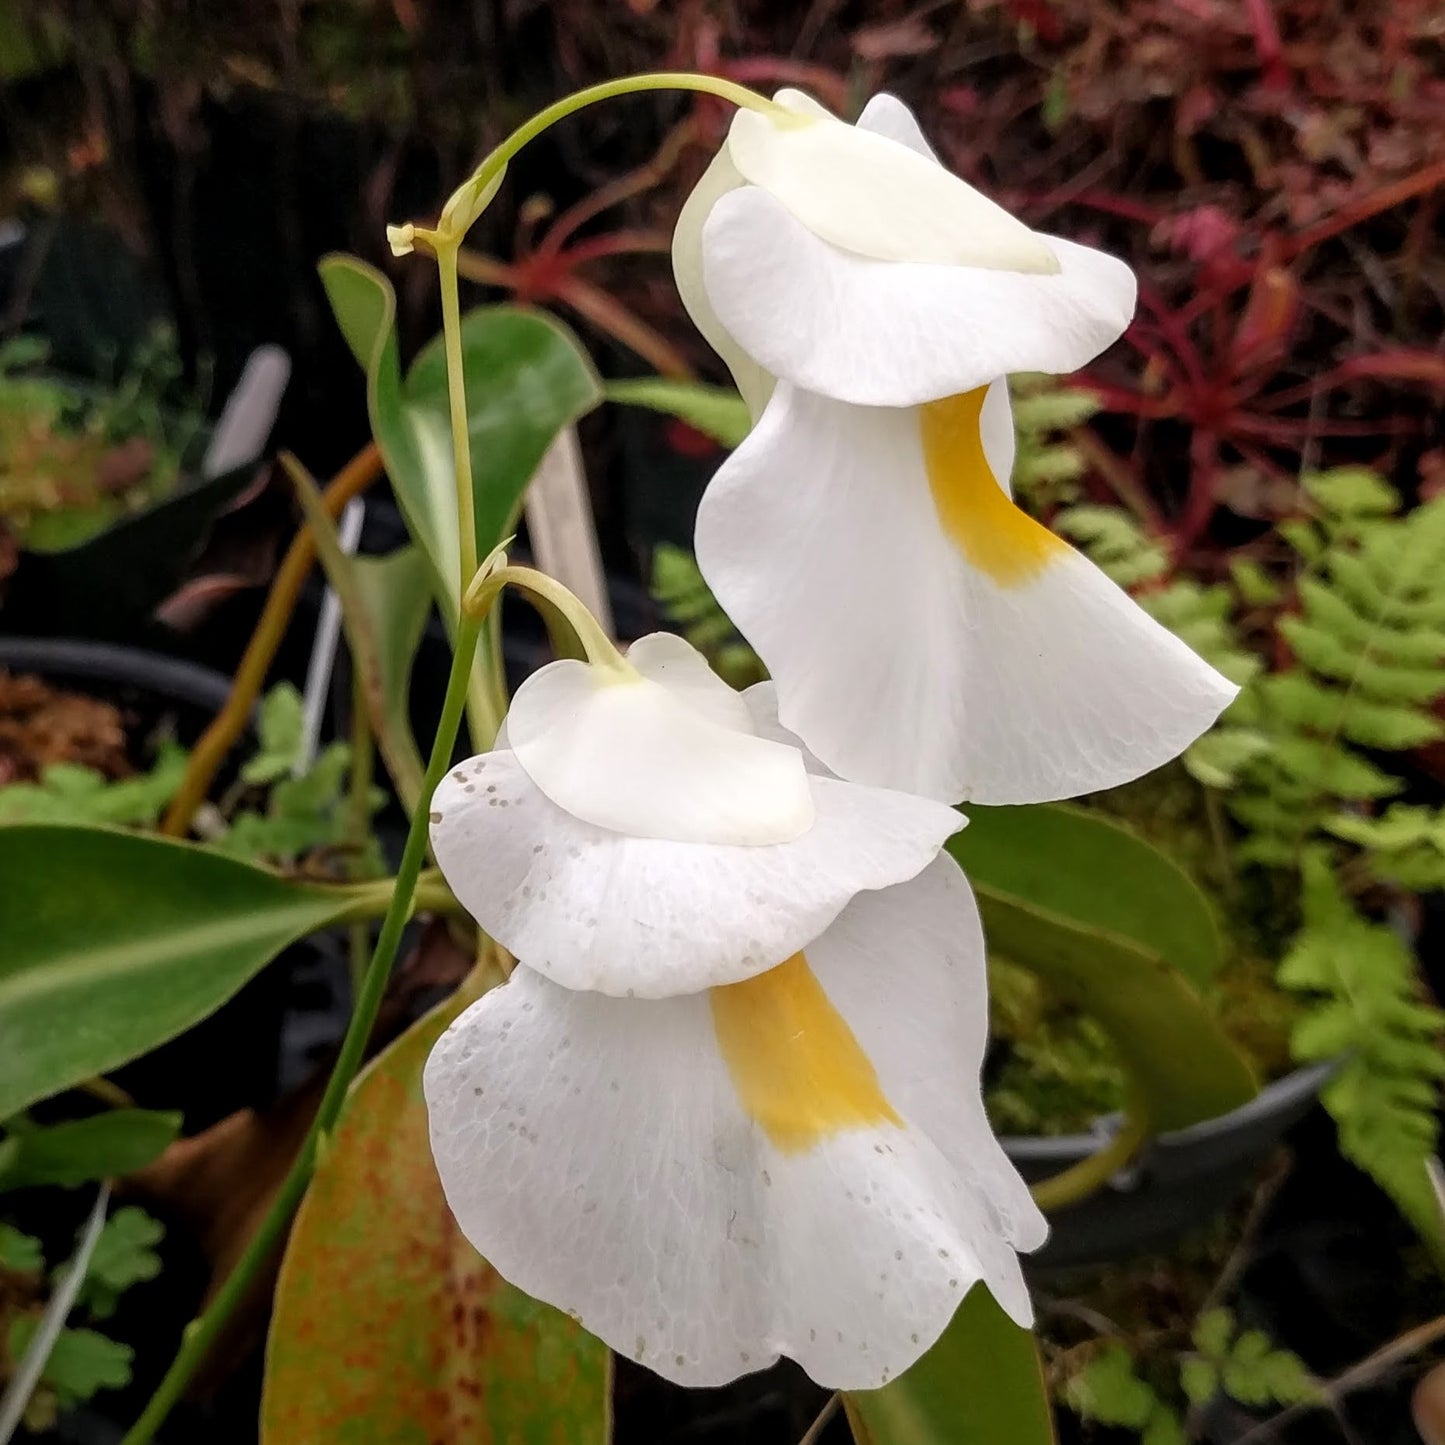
[1302,467,1400,520]
[1054,505,1170,586]
[1327,805,1445,890]
[1008,375,1100,508]
[1279,853,1445,1247]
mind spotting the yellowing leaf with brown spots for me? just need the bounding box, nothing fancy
[261,981,612,1445]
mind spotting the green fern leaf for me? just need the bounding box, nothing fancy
[1055,505,1170,586]
[1302,467,1400,518]
[1279,854,1445,1247]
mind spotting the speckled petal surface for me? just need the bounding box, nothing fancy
[428,748,961,997]
[423,856,1043,1389]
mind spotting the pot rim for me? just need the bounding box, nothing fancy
[1000,1057,1341,1164]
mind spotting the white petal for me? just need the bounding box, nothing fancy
[423,859,1041,1390]
[625,630,756,731]
[670,141,774,418]
[855,91,939,159]
[506,637,813,846]
[428,749,961,996]
[701,185,1136,407]
[696,383,1237,803]
[725,105,1056,273]
[980,375,1017,497]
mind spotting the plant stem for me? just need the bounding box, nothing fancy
[446,73,777,237]
[798,1393,841,1445]
[434,241,478,592]
[346,664,376,1000]
[160,442,383,837]
[1029,1111,1149,1213]
[119,614,482,1445]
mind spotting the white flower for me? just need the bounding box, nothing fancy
[424,846,1046,1389]
[674,90,1238,803]
[428,633,962,996]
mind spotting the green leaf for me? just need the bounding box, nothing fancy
[262,980,611,1444]
[285,458,431,813]
[1231,558,1282,606]
[1280,853,1443,1249]
[1184,727,1272,789]
[1143,1410,1186,1445]
[1192,1308,1233,1358]
[1218,1326,1315,1408]
[351,548,433,811]
[953,804,1223,987]
[0,744,188,829]
[604,377,751,448]
[242,684,307,786]
[949,828,1258,1132]
[320,255,602,618]
[1303,467,1399,517]
[845,1286,1054,1445]
[0,1222,42,1272]
[0,825,364,1119]
[76,1207,164,1319]
[6,1319,133,1405]
[1180,1358,1219,1407]
[1054,506,1169,587]
[0,1111,181,1192]
[1064,1343,1154,1428]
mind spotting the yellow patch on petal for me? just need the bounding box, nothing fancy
[921,388,1068,587]
[711,952,901,1154]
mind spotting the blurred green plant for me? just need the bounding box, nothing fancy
[1280,853,1445,1247]
[1063,1313,1315,1445]
[2,1165,167,1434]
[0,682,383,875]
[0,326,206,557]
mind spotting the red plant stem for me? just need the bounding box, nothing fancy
[722,56,851,111]
[1242,0,1289,88]
[561,229,674,266]
[1177,426,1221,549]
[552,274,695,378]
[535,120,697,260]
[1285,157,1445,260]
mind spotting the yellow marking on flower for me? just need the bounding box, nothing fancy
[711,952,901,1154]
[920,387,1068,587]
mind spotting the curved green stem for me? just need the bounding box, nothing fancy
[1029,1111,1149,1214]
[435,242,478,591]
[119,614,483,1445]
[441,73,777,244]
[465,560,626,675]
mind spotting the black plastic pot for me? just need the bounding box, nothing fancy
[1004,1060,1339,1270]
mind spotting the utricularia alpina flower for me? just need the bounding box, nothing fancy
[423,634,1046,1386]
[673,89,1238,803]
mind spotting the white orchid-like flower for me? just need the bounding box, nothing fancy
[424,656,1045,1387]
[673,89,1238,804]
[427,632,963,997]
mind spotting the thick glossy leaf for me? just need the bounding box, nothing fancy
[845,1287,1054,1445]
[952,803,1222,987]
[0,1110,181,1192]
[947,836,1258,1133]
[0,826,362,1119]
[320,255,602,616]
[262,982,611,1445]
[350,547,432,811]
[603,378,751,448]
[287,459,431,812]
